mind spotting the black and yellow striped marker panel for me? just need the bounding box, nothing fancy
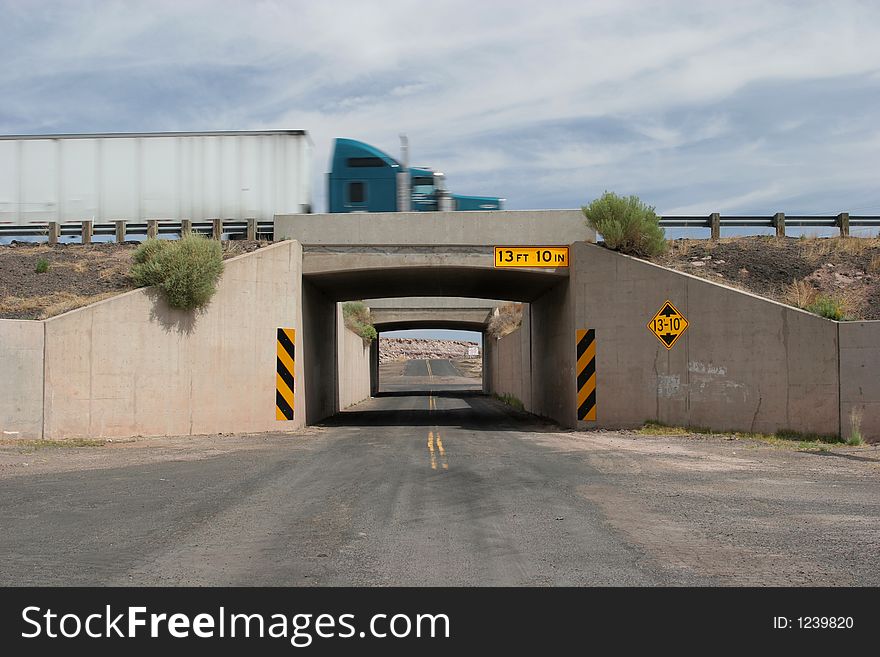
[276,328,295,421]
[576,329,596,421]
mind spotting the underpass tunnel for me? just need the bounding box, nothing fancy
[299,262,574,427]
[372,323,487,396]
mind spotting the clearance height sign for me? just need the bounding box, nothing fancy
[494,246,569,268]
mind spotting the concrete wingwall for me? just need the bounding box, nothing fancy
[839,322,880,441]
[0,320,45,439]
[39,240,306,439]
[571,242,842,436]
[336,304,372,411]
[484,284,577,428]
[485,242,880,441]
[485,311,532,411]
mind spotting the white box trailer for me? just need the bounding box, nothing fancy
[0,130,311,225]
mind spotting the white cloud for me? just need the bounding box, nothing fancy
[1,0,880,212]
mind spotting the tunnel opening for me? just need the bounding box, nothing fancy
[377,328,484,397]
[300,256,574,429]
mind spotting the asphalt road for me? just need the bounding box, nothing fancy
[0,359,877,586]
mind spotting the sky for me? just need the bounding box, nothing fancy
[2,0,880,219]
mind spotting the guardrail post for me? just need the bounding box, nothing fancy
[147,219,158,239]
[115,220,126,243]
[82,220,93,244]
[246,217,257,241]
[48,222,60,246]
[837,212,850,237]
[709,213,720,240]
[180,219,192,236]
[772,212,785,238]
[212,218,223,240]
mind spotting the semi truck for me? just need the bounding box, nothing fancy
[327,137,503,213]
[0,130,502,226]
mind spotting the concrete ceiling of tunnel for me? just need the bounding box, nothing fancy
[373,320,488,332]
[303,266,565,302]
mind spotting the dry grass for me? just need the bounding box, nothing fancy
[487,302,523,338]
[798,236,880,261]
[0,291,121,319]
[869,254,880,273]
[637,422,845,451]
[782,279,819,309]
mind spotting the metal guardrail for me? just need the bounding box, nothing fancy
[1,213,879,243]
[0,219,275,243]
[657,212,880,238]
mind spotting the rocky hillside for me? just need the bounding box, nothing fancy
[379,338,480,363]
[654,236,880,320]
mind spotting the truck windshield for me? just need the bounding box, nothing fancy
[412,176,434,196]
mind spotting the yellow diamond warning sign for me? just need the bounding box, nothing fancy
[647,300,689,349]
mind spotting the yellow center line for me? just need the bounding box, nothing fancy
[436,431,448,470]
[427,430,437,470]
[425,360,448,471]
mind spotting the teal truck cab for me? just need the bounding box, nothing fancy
[327,138,504,213]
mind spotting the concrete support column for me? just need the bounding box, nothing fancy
[115,220,126,243]
[370,336,380,396]
[301,279,340,424]
[81,220,93,244]
[482,332,492,395]
[773,213,785,238]
[837,212,850,237]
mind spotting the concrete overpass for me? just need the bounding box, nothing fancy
[367,297,500,333]
[4,208,878,443]
[274,210,589,423]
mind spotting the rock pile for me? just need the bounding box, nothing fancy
[379,338,480,363]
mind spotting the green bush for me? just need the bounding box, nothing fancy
[132,237,168,265]
[342,301,378,344]
[131,236,224,310]
[34,258,50,273]
[805,295,847,320]
[582,192,666,257]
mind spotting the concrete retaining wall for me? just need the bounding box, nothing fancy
[41,240,305,439]
[0,320,44,439]
[572,242,841,436]
[530,278,575,425]
[484,242,880,441]
[337,305,372,410]
[839,322,880,442]
[486,318,531,411]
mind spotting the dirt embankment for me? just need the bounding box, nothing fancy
[5,236,878,321]
[0,240,268,320]
[654,236,880,320]
[379,337,480,363]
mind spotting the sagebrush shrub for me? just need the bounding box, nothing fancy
[805,294,847,321]
[342,301,377,343]
[131,235,223,310]
[582,192,667,257]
